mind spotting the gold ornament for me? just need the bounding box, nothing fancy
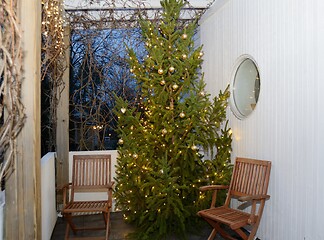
[121,108,126,114]
[179,112,185,118]
[172,84,179,90]
[160,80,166,86]
[191,145,198,151]
[169,66,175,73]
[158,68,164,75]
[161,128,168,135]
[199,51,204,57]
[133,153,138,159]
[182,54,187,60]
[181,33,188,40]
[118,139,124,145]
[199,91,205,96]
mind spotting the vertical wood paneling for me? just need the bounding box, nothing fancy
[199,0,324,239]
[315,1,324,239]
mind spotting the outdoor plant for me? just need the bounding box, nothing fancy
[114,0,232,239]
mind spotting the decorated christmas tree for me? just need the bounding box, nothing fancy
[114,0,232,239]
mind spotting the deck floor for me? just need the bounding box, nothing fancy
[50,212,234,240]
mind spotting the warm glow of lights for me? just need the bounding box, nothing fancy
[42,0,65,55]
[93,125,103,130]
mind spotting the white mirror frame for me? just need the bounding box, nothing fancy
[230,55,260,119]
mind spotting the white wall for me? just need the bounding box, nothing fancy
[41,153,57,240]
[199,0,324,239]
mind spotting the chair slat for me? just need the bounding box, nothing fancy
[72,155,112,190]
[230,158,271,197]
[250,165,258,195]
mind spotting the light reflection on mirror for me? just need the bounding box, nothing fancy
[231,58,260,119]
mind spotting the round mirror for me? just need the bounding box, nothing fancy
[231,57,260,119]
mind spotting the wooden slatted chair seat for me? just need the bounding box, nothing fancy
[62,154,114,240]
[197,157,271,240]
[63,200,112,213]
[199,206,251,229]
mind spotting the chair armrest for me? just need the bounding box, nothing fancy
[107,182,115,205]
[199,185,229,209]
[199,185,229,192]
[238,194,270,202]
[56,183,72,191]
[238,194,270,224]
[107,181,115,189]
[60,183,72,207]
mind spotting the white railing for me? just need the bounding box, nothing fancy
[41,150,118,240]
[41,152,57,240]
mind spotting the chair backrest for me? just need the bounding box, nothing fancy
[71,154,112,195]
[225,157,271,206]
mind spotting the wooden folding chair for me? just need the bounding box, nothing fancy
[197,157,271,240]
[62,154,114,240]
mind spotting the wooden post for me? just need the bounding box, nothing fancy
[5,0,42,239]
[56,25,70,207]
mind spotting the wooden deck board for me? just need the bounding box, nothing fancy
[50,212,237,240]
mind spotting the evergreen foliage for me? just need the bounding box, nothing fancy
[114,0,233,238]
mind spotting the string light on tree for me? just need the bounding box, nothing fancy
[113,0,232,239]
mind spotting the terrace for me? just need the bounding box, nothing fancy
[1,0,324,239]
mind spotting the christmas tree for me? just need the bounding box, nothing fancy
[113,0,232,239]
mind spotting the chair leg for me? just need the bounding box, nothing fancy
[248,200,266,240]
[234,228,248,240]
[102,212,107,225]
[207,229,217,240]
[64,213,77,236]
[204,218,237,240]
[105,211,110,240]
[65,222,70,240]
[248,225,258,240]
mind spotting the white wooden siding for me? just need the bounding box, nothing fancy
[199,0,324,239]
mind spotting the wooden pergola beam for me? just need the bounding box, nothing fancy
[55,25,70,206]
